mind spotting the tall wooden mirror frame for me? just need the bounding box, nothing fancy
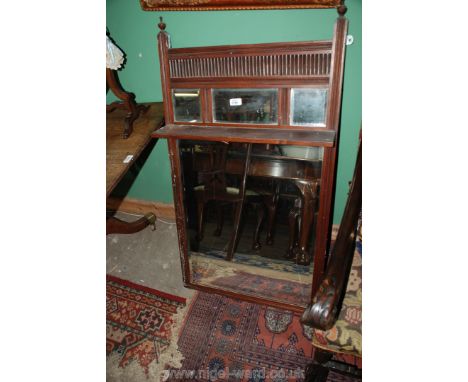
[153,9,348,313]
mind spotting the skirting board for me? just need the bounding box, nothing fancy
[107,197,175,221]
[107,198,342,239]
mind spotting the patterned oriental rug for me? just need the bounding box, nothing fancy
[106,276,361,381]
[173,292,361,382]
[106,275,187,381]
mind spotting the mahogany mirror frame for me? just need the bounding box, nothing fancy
[153,11,348,313]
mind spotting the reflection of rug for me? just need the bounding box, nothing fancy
[191,255,311,306]
[198,247,312,275]
[172,292,361,381]
[211,271,311,306]
[106,275,186,378]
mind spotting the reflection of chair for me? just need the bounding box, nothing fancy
[301,137,362,381]
[193,142,265,260]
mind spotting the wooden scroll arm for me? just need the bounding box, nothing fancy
[301,138,361,330]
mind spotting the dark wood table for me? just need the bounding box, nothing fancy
[106,102,164,234]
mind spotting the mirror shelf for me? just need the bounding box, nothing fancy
[153,124,335,147]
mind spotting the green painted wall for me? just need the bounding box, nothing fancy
[106,0,361,223]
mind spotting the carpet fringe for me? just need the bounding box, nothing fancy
[154,299,191,379]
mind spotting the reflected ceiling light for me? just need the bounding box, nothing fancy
[174,92,199,97]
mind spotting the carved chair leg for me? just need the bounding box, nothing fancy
[252,202,265,251]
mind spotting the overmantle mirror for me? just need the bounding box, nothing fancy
[153,14,348,312]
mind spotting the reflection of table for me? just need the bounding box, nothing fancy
[193,150,321,265]
[106,102,164,234]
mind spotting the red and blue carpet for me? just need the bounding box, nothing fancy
[173,291,361,381]
[106,275,361,381]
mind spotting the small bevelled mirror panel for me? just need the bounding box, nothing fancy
[290,88,328,127]
[213,89,278,125]
[172,89,201,122]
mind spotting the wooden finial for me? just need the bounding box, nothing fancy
[337,1,347,16]
[158,16,166,31]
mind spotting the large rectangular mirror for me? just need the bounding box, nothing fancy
[179,140,323,308]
